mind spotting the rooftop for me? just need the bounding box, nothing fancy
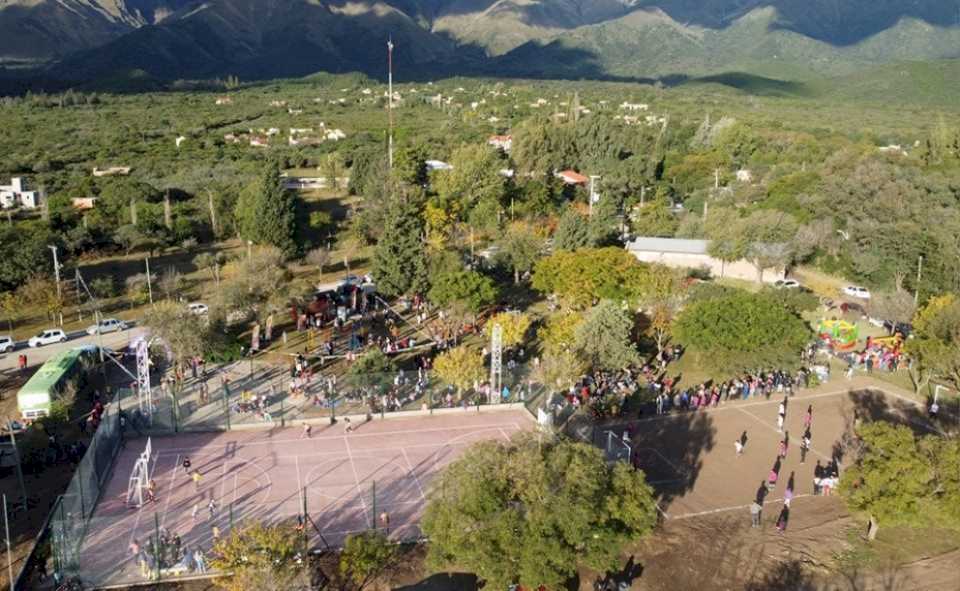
[626,237,709,255]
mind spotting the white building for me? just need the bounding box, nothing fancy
[626,237,785,283]
[0,178,40,209]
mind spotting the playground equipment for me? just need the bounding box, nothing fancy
[818,318,859,351]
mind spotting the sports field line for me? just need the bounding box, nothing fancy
[669,493,813,520]
[736,407,833,462]
[148,422,525,453]
[343,433,370,528]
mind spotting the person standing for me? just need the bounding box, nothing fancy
[192,470,202,492]
[778,436,789,459]
[182,456,192,477]
[207,499,218,522]
[800,429,811,464]
[777,398,787,432]
[191,503,199,522]
[302,423,312,439]
[803,405,813,430]
[146,479,158,503]
[750,501,762,528]
[734,439,744,456]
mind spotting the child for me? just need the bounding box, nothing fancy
[734,439,744,456]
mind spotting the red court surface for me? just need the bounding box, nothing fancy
[78,410,533,588]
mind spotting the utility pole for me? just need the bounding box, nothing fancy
[6,421,28,513]
[145,257,154,305]
[47,245,61,301]
[915,255,923,304]
[387,38,395,171]
[589,175,600,216]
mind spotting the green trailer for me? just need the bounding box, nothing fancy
[17,346,99,421]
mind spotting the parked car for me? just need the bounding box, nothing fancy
[28,329,67,347]
[842,286,871,299]
[85,318,127,335]
[188,302,209,315]
[774,279,801,289]
[0,335,13,353]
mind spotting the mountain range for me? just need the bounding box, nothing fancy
[1,0,959,83]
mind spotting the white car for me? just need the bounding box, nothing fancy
[843,286,871,299]
[85,318,127,335]
[188,302,209,315]
[0,335,13,353]
[774,279,801,289]
[28,329,67,347]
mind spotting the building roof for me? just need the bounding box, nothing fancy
[626,237,709,255]
[557,170,589,184]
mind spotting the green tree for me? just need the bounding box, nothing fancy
[338,530,398,590]
[433,345,485,397]
[0,291,19,334]
[210,521,308,591]
[905,294,960,392]
[704,207,747,278]
[236,163,299,257]
[498,222,544,283]
[432,143,505,227]
[194,251,226,286]
[532,248,651,310]
[674,291,811,373]
[345,349,396,393]
[553,208,593,251]
[538,311,584,356]
[371,199,429,297]
[143,301,215,397]
[393,143,428,187]
[321,152,346,190]
[629,191,677,238]
[0,222,56,292]
[422,435,658,590]
[840,422,960,529]
[741,210,798,283]
[428,269,497,315]
[575,300,639,371]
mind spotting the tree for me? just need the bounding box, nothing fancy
[321,153,346,190]
[498,222,544,283]
[345,349,396,394]
[575,300,639,371]
[114,224,148,255]
[338,530,398,590]
[0,222,55,292]
[840,422,960,529]
[422,435,658,590]
[704,207,747,278]
[905,294,960,392]
[532,248,651,310]
[428,270,497,315]
[433,345,485,397]
[371,199,428,298]
[236,163,299,257]
[305,247,331,281]
[17,275,62,322]
[143,301,214,397]
[0,291,19,334]
[553,207,592,251]
[641,266,687,356]
[432,143,505,227]
[674,291,811,373]
[194,251,226,286]
[210,521,309,591]
[538,312,584,356]
[484,311,531,349]
[158,266,182,300]
[629,191,677,238]
[536,349,587,392]
[740,210,798,283]
[869,289,917,326]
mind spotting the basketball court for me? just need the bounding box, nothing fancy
[75,409,533,588]
[607,384,938,521]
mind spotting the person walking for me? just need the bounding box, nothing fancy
[191,502,200,522]
[302,423,312,439]
[800,429,811,464]
[193,548,207,573]
[777,398,787,432]
[778,437,789,459]
[734,439,744,456]
[803,405,812,430]
[750,501,762,528]
[146,479,158,503]
[212,525,221,542]
[207,498,218,521]
[182,456,192,475]
[775,505,790,534]
[192,470,202,492]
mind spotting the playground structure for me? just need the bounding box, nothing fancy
[817,318,859,351]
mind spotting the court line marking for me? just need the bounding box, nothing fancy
[159,453,180,529]
[343,433,370,527]
[737,407,832,462]
[148,422,526,453]
[400,448,427,501]
[669,493,813,520]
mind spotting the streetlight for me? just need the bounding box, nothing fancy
[47,245,62,325]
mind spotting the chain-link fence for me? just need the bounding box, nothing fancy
[50,390,124,580]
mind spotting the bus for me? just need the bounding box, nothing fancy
[17,346,101,421]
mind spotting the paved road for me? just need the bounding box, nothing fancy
[0,328,135,373]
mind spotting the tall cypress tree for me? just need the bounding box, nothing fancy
[371,199,428,297]
[236,163,299,257]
